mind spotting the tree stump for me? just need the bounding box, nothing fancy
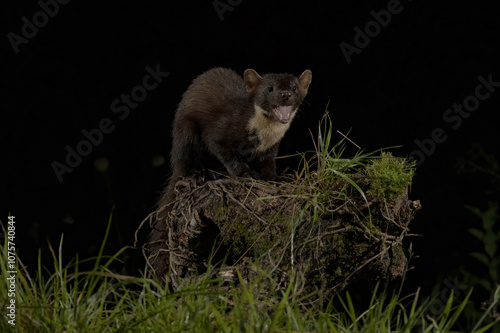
[137,167,421,300]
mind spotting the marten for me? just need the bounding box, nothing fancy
[148,67,311,277]
[159,67,312,207]
[158,67,312,206]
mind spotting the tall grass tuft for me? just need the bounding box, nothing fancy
[1,214,499,332]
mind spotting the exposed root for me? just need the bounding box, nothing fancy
[135,172,421,300]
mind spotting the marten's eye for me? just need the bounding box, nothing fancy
[292,85,297,91]
[267,86,274,93]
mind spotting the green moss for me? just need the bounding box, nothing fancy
[365,152,415,203]
[267,213,290,227]
[390,245,406,269]
[215,201,231,221]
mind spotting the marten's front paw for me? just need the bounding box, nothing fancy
[192,170,206,184]
[239,169,259,179]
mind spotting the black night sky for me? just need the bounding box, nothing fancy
[2,0,500,295]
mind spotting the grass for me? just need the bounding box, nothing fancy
[2,114,499,332]
[1,215,499,332]
[272,112,414,241]
[365,151,415,203]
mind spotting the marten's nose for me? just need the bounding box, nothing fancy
[281,91,292,101]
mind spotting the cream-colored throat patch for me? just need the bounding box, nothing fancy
[247,104,295,152]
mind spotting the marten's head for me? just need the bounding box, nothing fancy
[244,69,312,124]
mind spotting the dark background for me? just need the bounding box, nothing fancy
[2,0,499,296]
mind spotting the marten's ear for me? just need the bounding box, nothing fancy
[298,70,312,95]
[244,69,262,94]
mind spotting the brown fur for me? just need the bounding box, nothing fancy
[159,67,312,207]
[148,67,311,278]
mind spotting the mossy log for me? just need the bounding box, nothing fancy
[138,171,421,299]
